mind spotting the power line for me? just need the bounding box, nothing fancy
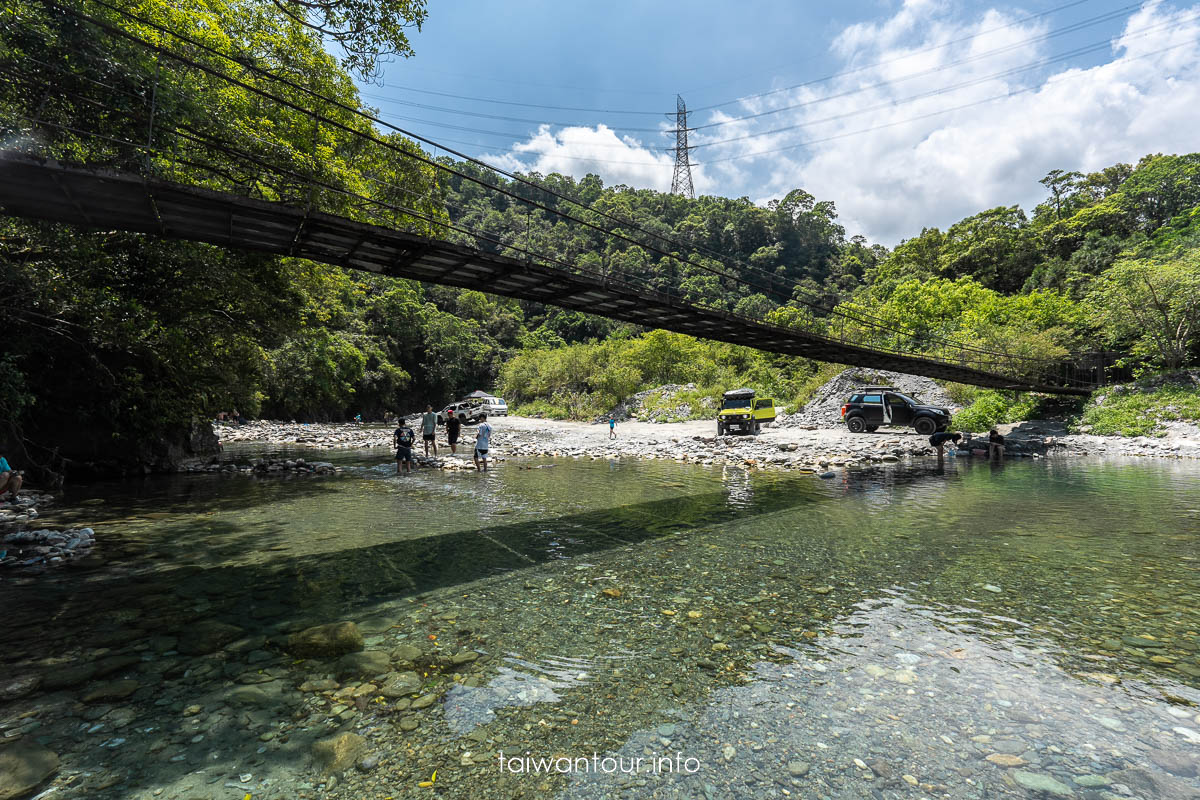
[27,0,1031,358]
[680,0,1097,99]
[689,12,1199,152]
[358,84,668,115]
[692,36,1199,166]
[688,2,1144,129]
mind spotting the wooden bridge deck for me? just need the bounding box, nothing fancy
[0,156,1090,394]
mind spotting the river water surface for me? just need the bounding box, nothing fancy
[2,449,1199,799]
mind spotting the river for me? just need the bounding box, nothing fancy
[2,448,1198,799]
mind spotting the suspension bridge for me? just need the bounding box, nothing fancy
[0,1,1125,396]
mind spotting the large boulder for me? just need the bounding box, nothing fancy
[287,622,363,659]
[176,621,245,655]
[0,743,59,800]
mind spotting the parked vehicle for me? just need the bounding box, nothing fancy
[480,396,508,416]
[717,388,776,435]
[840,386,951,435]
[438,399,486,425]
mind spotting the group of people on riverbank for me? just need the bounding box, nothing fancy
[393,406,493,473]
[928,430,1006,469]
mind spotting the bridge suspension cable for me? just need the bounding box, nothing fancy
[0,1,1119,389]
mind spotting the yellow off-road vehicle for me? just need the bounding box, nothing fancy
[716,388,776,436]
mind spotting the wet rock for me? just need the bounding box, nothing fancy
[449,651,479,666]
[336,650,390,679]
[1109,767,1200,799]
[42,664,97,690]
[379,672,422,698]
[787,761,810,777]
[176,621,245,655]
[391,644,423,664]
[224,683,282,707]
[410,693,437,710]
[986,753,1027,767]
[357,753,380,772]
[299,678,339,693]
[82,680,140,703]
[1148,748,1199,777]
[312,731,367,775]
[0,742,59,800]
[287,622,363,658]
[91,654,141,677]
[1012,770,1074,796]
[0,675,41,701]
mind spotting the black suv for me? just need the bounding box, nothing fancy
[840,386,951,435]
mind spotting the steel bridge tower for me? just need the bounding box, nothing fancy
[670,94,695,199]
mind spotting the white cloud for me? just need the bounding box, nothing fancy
[485,1,1200,245]
[722,0,1200,243]
[481,124,709,193]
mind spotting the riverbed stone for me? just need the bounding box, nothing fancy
[379,672,422,698]
[287,622,363,658]
[224,682,283,707]
[0,675,41,701]
[1109,767,1200,799]
[82,680,140,703]
[176,621,245,655]
[336,650,390,679]
[391,644,423,664]
[312,732,366,775]
[1148,748,1199,777]
[42,663,97,690]
[1012,770,1073,796]
[0,743,59,800]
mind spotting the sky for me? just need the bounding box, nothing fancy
[364,1,1200,245]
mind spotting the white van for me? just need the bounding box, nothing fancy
[481,396,508,416]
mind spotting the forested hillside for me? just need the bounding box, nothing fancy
[1,0,1199,477]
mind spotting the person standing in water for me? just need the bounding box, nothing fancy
[421,405,439,457]
[445,413,462,455]
[609,417,617,439]
[394,419,415,474]
[473,414,493,472]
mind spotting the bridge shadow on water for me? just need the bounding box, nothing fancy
[0,463,971,798]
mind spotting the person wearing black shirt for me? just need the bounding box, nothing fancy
[928,431,962,469]
[394,420,416,474]
[445,414,462,455]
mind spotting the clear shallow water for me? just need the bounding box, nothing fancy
[1,452,1198,799]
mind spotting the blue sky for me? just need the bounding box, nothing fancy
[363,1,1200,243]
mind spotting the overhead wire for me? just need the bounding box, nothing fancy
[16,1,1064,363]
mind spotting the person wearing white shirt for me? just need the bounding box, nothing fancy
[473,414,493,472]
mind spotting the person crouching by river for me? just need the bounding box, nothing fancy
[445,413,462,455]
[928,431,962,470]
[0,453,23,500]
[473,414,493,472]
[988,429,1006,463]
[394,419,416,474]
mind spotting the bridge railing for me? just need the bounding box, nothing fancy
[0,0,1108,392]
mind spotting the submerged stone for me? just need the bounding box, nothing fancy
[287,622,364,658]
[1012,770,1074,796]
[0,743,59,800]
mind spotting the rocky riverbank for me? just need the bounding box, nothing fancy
[0,493,98,571]
[215,421,393,449]
[209,415,1200,477]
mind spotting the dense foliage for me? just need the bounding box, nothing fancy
[3,0,1200,477]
